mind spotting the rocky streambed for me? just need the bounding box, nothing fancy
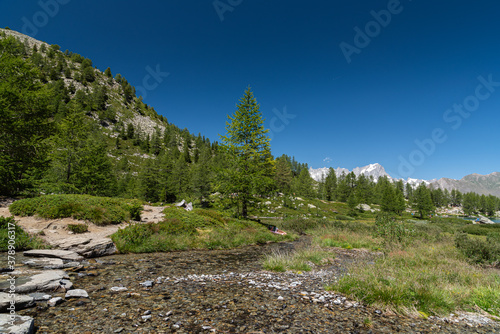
[1,239,499,333]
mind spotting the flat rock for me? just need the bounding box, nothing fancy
[0,270,69,293]
[52,237,117,258]
[0,293,34,312]
[28,293,51,301]
[23,257,64,269]
[65,289,88,298]
[0,314,34,334]
[23,249,83,261]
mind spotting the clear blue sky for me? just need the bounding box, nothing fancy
[2,0,500,181]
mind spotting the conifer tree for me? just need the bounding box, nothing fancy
[412,183,435,218]
[324,167,337,201]
[219,87,273,217]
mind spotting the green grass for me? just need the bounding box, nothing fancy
[9,194,143,225]
[111,208,297,253]
[262,247,335,272]
[327,240,500,317]
[0,216,49,251]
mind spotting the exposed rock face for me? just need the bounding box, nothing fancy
[23,250,83,261]
[0,270,69,293]
[0,293,34,312]
[0,314,35,334]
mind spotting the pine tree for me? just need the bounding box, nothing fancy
[104,67,112,78]
[274,156,293,193]
[412,183,435,218]
[294,168,315,198]
[324,168,337,201]
[219,87,273,217]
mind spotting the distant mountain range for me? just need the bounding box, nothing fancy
[309,163,500,197]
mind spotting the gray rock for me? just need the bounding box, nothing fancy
[141,315,152,321]
[110,287,127,292]
[139,280,154,288]
[47,297,63,307]
[65,289,88,298]
[0,270,69,293]
[356,203,371,211]
[28,293,51,301]
[185,202,193,211]
[476,215,495,224]
[23,250,83,261]
[175,199,186,207]
[51,237,117,258]
[0,293,34,312]
[0,314,34,334]
[59,279,73,290]
[23,257,64,269]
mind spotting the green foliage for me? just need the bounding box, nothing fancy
[374,213,414,249]
[9,195,143,225]
[218,87,274,217]
[67,223,88,233]
[0,216,48,251]
[112,208,295,253]
[455,232,500,265]
[0,36,54,195]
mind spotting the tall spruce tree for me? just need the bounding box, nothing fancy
[219,87,273,217]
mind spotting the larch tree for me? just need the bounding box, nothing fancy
[219,87,274,217]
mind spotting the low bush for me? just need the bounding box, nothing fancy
[455,232,500,265]
[0,216,48,251]
[9,195,143,225]
[68,224,88,234]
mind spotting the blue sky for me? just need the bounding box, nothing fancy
[2,0,500,181]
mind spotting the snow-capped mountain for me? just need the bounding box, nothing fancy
[309,163,500,197]
[309,163,390,182]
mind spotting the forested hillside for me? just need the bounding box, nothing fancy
[1,28,499,217]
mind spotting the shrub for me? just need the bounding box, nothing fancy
[374,213,414,249]
[0,216,48,251]
[455,232,500,265]
[68,224,88,234]
[9,195,143,225]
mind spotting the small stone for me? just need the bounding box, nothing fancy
[143,310,151,315]
[65,289,89,298]
[114,328,124,333]
[140,280,154,288]
[141,315,152,321]
[48,297,63,307]
[277,296,284,301]
[110,287,128,292]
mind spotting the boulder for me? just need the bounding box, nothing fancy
[356,204,371,211]
[23,257,64,269]
[307,204,316,209]
[0,293,34,312]
[175,199,186,207]
[185,202,193,212]
[476,215,495,224]
[0,314,34,334]
[23,250,83,261]
[0,270,69,293]
[53,237,117,258]
[65,289,88,298]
